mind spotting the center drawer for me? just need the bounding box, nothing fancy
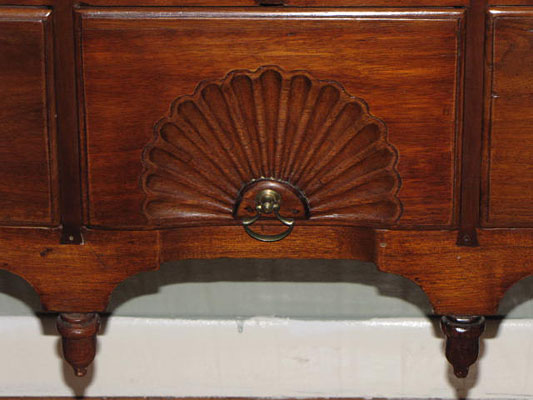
[77,7,464,229]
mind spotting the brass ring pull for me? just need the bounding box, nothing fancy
[242,189,294,242]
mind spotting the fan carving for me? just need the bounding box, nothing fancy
[141,66,402,227]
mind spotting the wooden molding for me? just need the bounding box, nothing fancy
[57,313,100,377]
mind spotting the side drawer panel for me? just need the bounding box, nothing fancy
[0,7,58,226]
[482,8,533,227]
[78,8,464,229]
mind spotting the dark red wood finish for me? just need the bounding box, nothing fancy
[441,316,485,378]
[456,0,486,246]
[57,313,100,377]
[482,7,533,227]
[0,8,58,226]
[1,0,533,380]
[78,8,463,229]
[54,0,84,243]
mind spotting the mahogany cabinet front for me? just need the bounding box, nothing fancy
[1,0,533,382]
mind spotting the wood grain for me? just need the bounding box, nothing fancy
[1,225,533,316]
[57,313,100,377]
[0,0,473,4]
[4,0,533,381]
[456,0,484,246]
[160,226,376,261]
[487,0,533,4]
[0,7,58,226]
[142,66,401,228]
[54,0,84,243]
[375,229,533,315]
[78,8,464,229]
[0,0,472,4]
[0,227,158,312]
[482,8,533,227]
[441,316,485,378]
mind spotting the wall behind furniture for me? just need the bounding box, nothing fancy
[1,259,532,318]
[3,260,533,398]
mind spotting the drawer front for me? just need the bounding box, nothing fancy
[78,8,464,229]
[0,8,58,226]
[77,0,470,5]
[482,8,533,227]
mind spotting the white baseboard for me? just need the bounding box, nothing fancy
[0,316,532,398]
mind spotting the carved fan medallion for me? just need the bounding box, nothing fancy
[141,66,402,229]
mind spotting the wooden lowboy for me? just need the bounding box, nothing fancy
[1,0,533,380]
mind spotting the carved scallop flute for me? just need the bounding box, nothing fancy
[146,66,500,378]
[3,0,531,383]
[140,66,483,379]
[141,66,402,237]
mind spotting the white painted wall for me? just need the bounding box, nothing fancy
[3,260,533,319]
[2,259,533,398]
[0,316,532,399]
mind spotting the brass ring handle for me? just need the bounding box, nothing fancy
[242,189,295,242]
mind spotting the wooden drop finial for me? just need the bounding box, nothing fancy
[57,313,100,377]
[441,315,485,378]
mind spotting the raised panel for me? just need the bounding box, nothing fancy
[482,8,533,227]
[78,8,464,229]
[0,7,58,226]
